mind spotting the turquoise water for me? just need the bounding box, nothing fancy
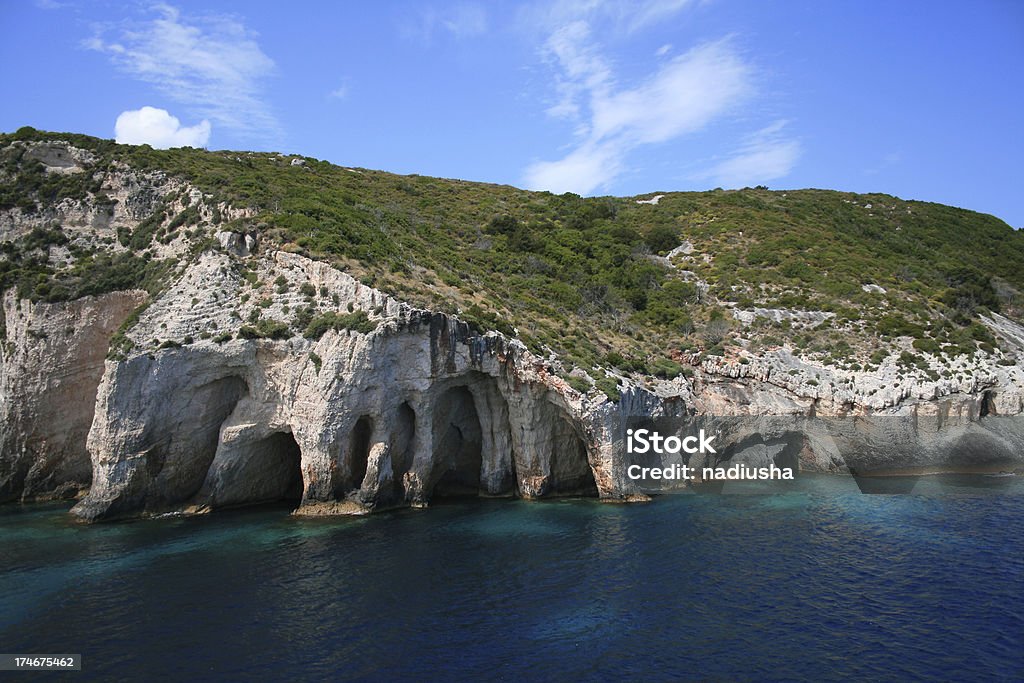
[1,474,1022,681]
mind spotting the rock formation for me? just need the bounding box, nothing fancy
[2,136,1023,520]
[58,245,1023,521]
[0,289,146,501]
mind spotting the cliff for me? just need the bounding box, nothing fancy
[0,289,145,501]
[1,131,1023,519]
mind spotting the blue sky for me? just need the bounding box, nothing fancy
[2,0,1022,226]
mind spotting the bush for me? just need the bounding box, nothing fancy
[303,310,377,339]
[595,376,620,402]
[562,374,591,394]
[650,358,684,379]
[646,225,678,253]
[239,318,291,340]
[912,337,942,354]
[877,314,925,338]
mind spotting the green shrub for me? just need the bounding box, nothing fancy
[562,374,591,394]
[877,315,925,338]
[650,358,684,379]
[595,376,620,402]
[239,318,291,340]
[303,310,377,339]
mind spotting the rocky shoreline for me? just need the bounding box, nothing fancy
[2,140,1023,521]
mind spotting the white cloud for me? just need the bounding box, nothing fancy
[523,1,801,195]
[404,3,487,43]
[525,32,754,195]
[524,140,626,195]
[697,120,801,187]
[542,21,612,126]
[87,4,279,143]
[523,0,696,36]
[329,85,349,100]
[114,106,211,149]
[623,0,696,33]
[591,41,751,144]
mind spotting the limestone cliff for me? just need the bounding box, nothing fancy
[71,249,611,520]
[0,289,146,501]
[67,245,1024,520]
[2,133,1023,520]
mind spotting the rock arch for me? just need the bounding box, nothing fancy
[200,430,304,509]
[391,401,417,498]
[348,416,374,492]
[147,374,249,509]
[547,416,598,496]
[509,392,599,499]
[429,386,484,498]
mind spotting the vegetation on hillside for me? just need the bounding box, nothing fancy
[1,127,1022,377]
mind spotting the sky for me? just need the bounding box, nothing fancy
[1,0,1022,226]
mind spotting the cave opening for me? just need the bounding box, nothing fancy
[166,375,249,504]
[391,402,416,499]
[771,432,804,479]
[349,416,373,492]
[548,416,598,497]
[430,386,483,499]
[981,391,996,418]
[232,431,303,509]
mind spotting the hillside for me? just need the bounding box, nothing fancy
[3,127,1024,515]
[2,127,1023,393]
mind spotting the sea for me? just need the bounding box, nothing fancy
[1,474,1021,682]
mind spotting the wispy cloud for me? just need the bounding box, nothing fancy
[525,30,753,194]
[622,0,697,33]
[542,20,612,124]
[523,140,627,197]
[696,120,801,187]
[523,0,696,37]
[523,0,800,195]
[86,4,280,144]
[403,3,488,43]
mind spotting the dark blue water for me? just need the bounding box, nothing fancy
[1,474,1022,682]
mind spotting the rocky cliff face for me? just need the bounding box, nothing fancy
[70,248,612,520]
[2,237,1022,518]
[62,244,1024,520]
[2,138,1023,519]
[0,288,145,501]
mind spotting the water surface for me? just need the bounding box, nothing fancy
[1,474,1021,681]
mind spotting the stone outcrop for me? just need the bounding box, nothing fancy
[0,288,146,501]
[70,251,606,520]
[1,233,1022,518]
[2,139,1023,519]
[1,234,1022,518]
[48,244,1019,521]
